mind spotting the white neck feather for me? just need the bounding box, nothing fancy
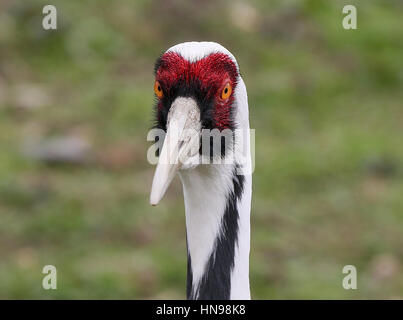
[179,77,252,299]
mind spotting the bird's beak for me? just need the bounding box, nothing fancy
[150,97,201,206]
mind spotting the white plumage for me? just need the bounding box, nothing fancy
[151,42,252,300]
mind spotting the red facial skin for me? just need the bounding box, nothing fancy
[155,52,239,130]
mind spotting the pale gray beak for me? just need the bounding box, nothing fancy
[150,97,201,206]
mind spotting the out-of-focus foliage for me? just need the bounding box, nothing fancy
[0,0,402,299]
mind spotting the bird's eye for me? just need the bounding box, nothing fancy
[154,80,164,98]
[221,82,232,100]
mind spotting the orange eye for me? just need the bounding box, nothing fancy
[221,82,232,100]
[154,80,163,98]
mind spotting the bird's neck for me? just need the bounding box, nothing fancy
[179,163,251,300]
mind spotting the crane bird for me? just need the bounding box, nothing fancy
[150,42,252,300]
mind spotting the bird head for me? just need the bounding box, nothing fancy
[150,42,242,205]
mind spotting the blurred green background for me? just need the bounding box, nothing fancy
[0,0,402,299]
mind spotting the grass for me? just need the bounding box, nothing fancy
[0,0,402,299]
